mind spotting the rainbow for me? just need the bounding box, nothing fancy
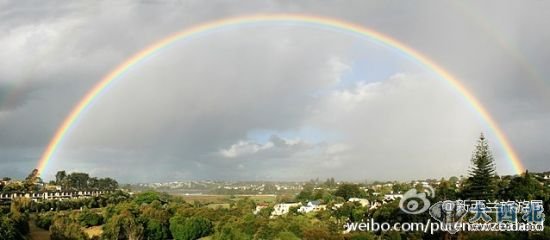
[36,14,526,175]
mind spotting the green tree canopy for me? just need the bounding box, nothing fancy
[503,171,547,201]
[334,183,364,200]
[169,215,213,240]
[463,133,497,200]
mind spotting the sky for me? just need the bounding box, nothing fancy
[0,0,549,182]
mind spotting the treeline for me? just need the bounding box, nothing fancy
[32,191,353,240]
[32,176,550,240]
[35,191,217,240]
[0,200,29,240]
[54,170,118,191]
[0,191,130,240]
[0,169,118,193]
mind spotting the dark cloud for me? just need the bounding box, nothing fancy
[0,0,548,182]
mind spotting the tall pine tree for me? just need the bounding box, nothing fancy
[464,133,497,200]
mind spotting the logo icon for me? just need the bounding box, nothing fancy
[399,185,435,214]
[429,200,468,234]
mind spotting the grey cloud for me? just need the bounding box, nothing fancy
[0,0,548,182]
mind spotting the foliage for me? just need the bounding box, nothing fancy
[24,168,41,192]
[102,203,144,240]
[36,212,55,229]
[0,153,547,240]
[78,208,103,227]
[140,200,171,240]
[463,133,497,200]
[169,215,213,240]
[334,183,364,200]
[333,201,366,224]
[295,183,314,202]
[434,178,458,201]
[54,170,118,191]
[0,215,24,240]
[133,191,166,205]
[144,218,171,240]
[50,214,89,240]
[276,231,300,240]
[8,199,30,236]
[501,171,547,200]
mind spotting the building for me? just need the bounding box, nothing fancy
[383,194,403,202]
[253,203,269,215]
[0,191,109,205]
[271,203,301,216]
[348,198,370,207]
[298,200,326,213]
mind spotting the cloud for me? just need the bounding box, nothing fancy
[220,135,313,158]
[220,140,274,158]
[0,1,548,181]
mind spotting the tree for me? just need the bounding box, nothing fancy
[141,200,171,240]
[169,215,213,240]
[102,209,144,240]
[323,178,337,188]
[333,201,365,224]
[78,208,103,227]
[213,222,248,240]
[145,218,171,240]
[97,177,118,190]
[434,178,458,201]
[295,184,314,202]
[391,183,411,194]
[334,183,363,200]
[503,171,546,201]
[302,225,339,240]
[463,133,497,200]
[55,170,67,185]
[134,191,163,205]
[50,215,88,240]
[0,216,24,240]
[277,231,300,240]
[24,168,40,191]
[66,172,90,190]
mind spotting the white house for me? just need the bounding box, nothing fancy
[298,200,326,213]
[383,194,403,202]
[253,204,269,215]
[348,198,370,207]
[369,202,382,210]
[332,203,344,210]
[271,203,302,216]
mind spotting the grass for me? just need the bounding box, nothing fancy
[179,194,276,204]
[83,225,103,238]
[206,203,230,209]
[179,195,230,203]
[28,220,50,240]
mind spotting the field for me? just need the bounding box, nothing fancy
[28,220,50,240]
[83,226,103,238]
[178,194,276,204]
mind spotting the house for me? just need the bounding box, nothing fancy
[298,200,326,213]
[44,184,62,191]
[253,203,269,215]
[348,198,370,207]
[271,203,301,216]
[332,203,344,210]
[369,201,382,210]
[383,194,403,202]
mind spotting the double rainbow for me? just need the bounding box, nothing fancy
[36,14,525,175]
